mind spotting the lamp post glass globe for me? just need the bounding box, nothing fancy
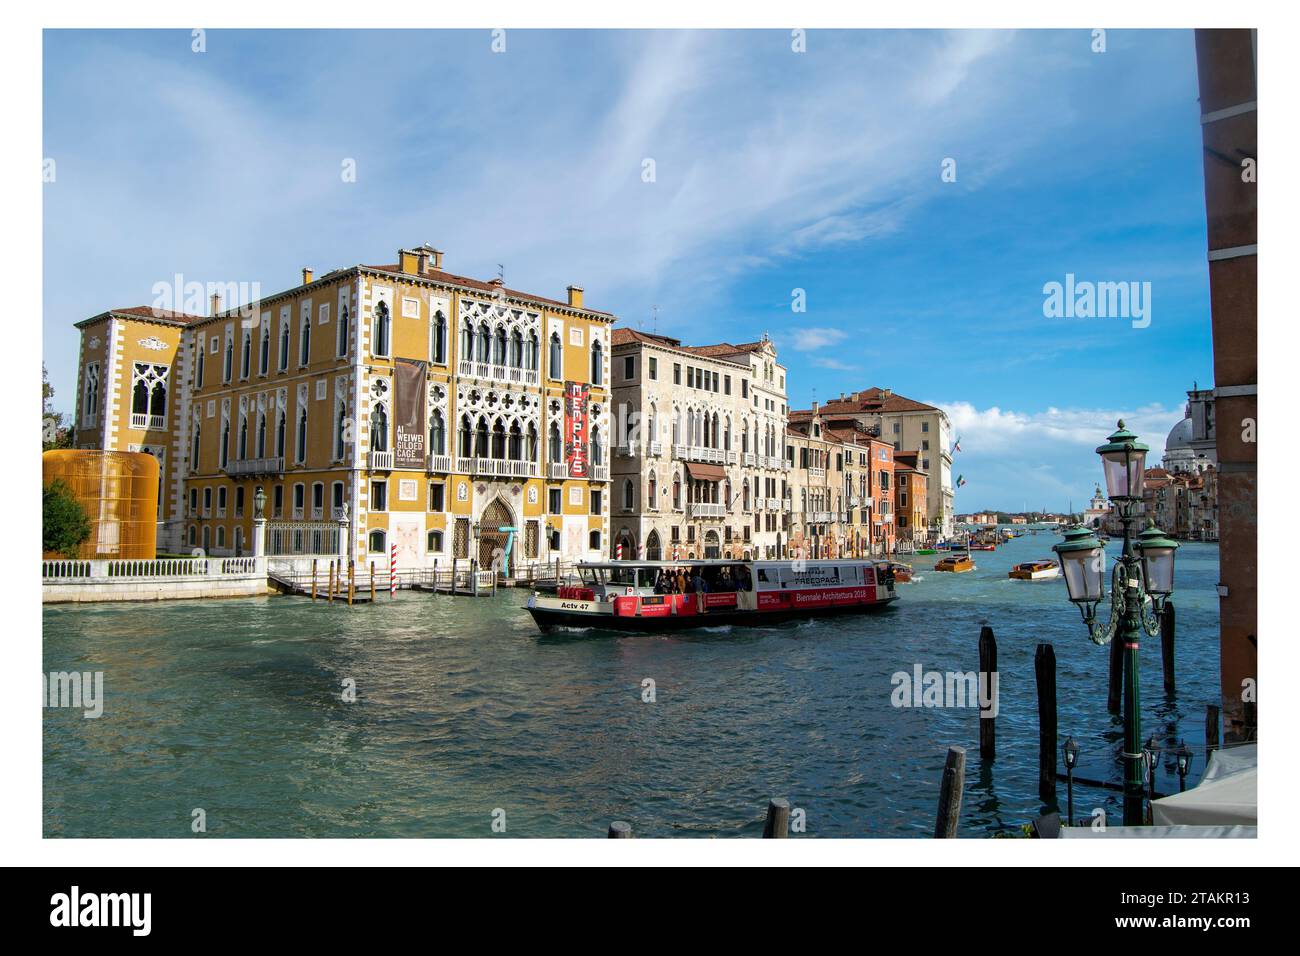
[1095,420,1149,500]
[1053,526,1105,604]
[1135,524,1179,596]
[1063,736,1080,770]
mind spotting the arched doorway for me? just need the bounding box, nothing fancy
[478,497,515,571]
[703,529,721,559]
[645,530,662,561]
[616,528,635,559]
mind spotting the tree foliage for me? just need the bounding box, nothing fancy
[43,479,91,557]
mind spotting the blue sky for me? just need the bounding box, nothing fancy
[43,29,1213,512]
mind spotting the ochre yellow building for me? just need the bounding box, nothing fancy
[72,246,615,570]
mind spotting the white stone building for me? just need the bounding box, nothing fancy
[609,329,789,560]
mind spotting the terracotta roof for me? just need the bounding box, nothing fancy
[790,387,940,419]
[76,306,209,329]
[612,327,682,348]
[363,264,612,316]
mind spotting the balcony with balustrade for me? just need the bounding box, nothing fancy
[369,449,394,471]
[129,412,167,431]
[225,456,285,477]
[456,358,541,388]
[687,502,726,519]
[673,444,726,465]
[427,453,454,473]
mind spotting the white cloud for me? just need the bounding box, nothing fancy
[938,401,1185,456]
[790,327,849,351]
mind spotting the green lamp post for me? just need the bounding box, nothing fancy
[1053,420,1178,827]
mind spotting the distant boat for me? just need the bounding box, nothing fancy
[935,555,976,573]
[916,548,937,555]
[1009,560,1060,581]
[887,562,914,583]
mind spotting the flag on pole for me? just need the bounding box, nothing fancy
[952,435,962,454]
[956,474,967,488]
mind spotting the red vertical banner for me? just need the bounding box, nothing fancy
[564,381,590,477]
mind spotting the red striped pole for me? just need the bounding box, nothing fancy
[615,541,623,560]
[390,543,397,596]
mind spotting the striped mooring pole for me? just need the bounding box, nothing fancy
[389,543,398,596]
[615,541,623,560]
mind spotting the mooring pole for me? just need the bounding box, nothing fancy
[328,561,335,603]
[348,559,355,607]
[608,821,632,838]
[311,559,318,601]
[370,561,376,602]
[934,746,966,838]
[1035,643,1058,802]
[762,798,791,838]
[978,625,997,760]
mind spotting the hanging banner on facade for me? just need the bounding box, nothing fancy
[394,358,427,469]
[564,381,590,477]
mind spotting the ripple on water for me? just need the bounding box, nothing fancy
[43,540,1223,837]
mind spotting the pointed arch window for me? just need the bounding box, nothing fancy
[279,320,290,371]
[591,424,603,466]
[370,402,389,452]
[337,305,350,358]
[191,424,201,473]
[477,322,491,363]
[474,417,489,458]
[373,301,391,358]
[238,416,248,460]
[493,326,507,366]
[296,408,307,464]
[548,332,562,380]
[461,320,474,363]
[623,478,634,510]
[672,474,681,510]
[241,331,251,379]
[259,326,270,375]
[430,410,446,456]
[334,402,347,461]
[526,331,539,370]
[526,422,538,461]
[220,419,229,469]
[648,473,657,509]
[548,421,562,463]
[223,336,234,382]
[509,329,523,368]
[459,414,473,459]
[508,422,523,460]
[491,419,507,459]
[299,317,311,366]
[590,338,603,386]
[431,312,447,364]
[276,410,286,459]
[256,412,267,458]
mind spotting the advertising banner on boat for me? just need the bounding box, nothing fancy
[564,381,590,477]
[393,358,427,470]
[758,586,872,610]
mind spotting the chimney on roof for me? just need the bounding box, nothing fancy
[489,276,505,288]
[302,267,313,285]
[209,292,221,317]
[422,245,444,271]
[811,400,819,415]
[882,388,892,398]
[567,285,584,309]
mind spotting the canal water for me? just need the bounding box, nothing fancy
[43,533,1222,838]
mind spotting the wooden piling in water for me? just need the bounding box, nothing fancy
[347,560,355,606]
[311,559,318,601]
[762,798,790,838]
[370,561,376,602]
[472,559,479,596]
[1035,642,1058,801]
[608,821,632,838]
[1161,601,1176,694]
[978,625,997,760]
[451,557,458,596]
[934,746,966,838]
[1206,703,1220,758]
[328,561,335,603]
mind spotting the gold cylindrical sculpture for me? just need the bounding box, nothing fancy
[42,450,159,559]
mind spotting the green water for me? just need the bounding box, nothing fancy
[43,535,1222,837]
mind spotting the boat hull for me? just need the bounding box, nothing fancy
[527,595,898,633]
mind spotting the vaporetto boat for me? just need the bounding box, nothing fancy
[525,559,899,633]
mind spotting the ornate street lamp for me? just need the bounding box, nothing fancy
[1175,742,1194,792]
[1062,736,1080,825]
[1052,420,1178,827]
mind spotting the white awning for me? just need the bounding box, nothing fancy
[1150,744,1257,827]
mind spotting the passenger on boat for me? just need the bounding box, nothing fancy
[693,571,709,594]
